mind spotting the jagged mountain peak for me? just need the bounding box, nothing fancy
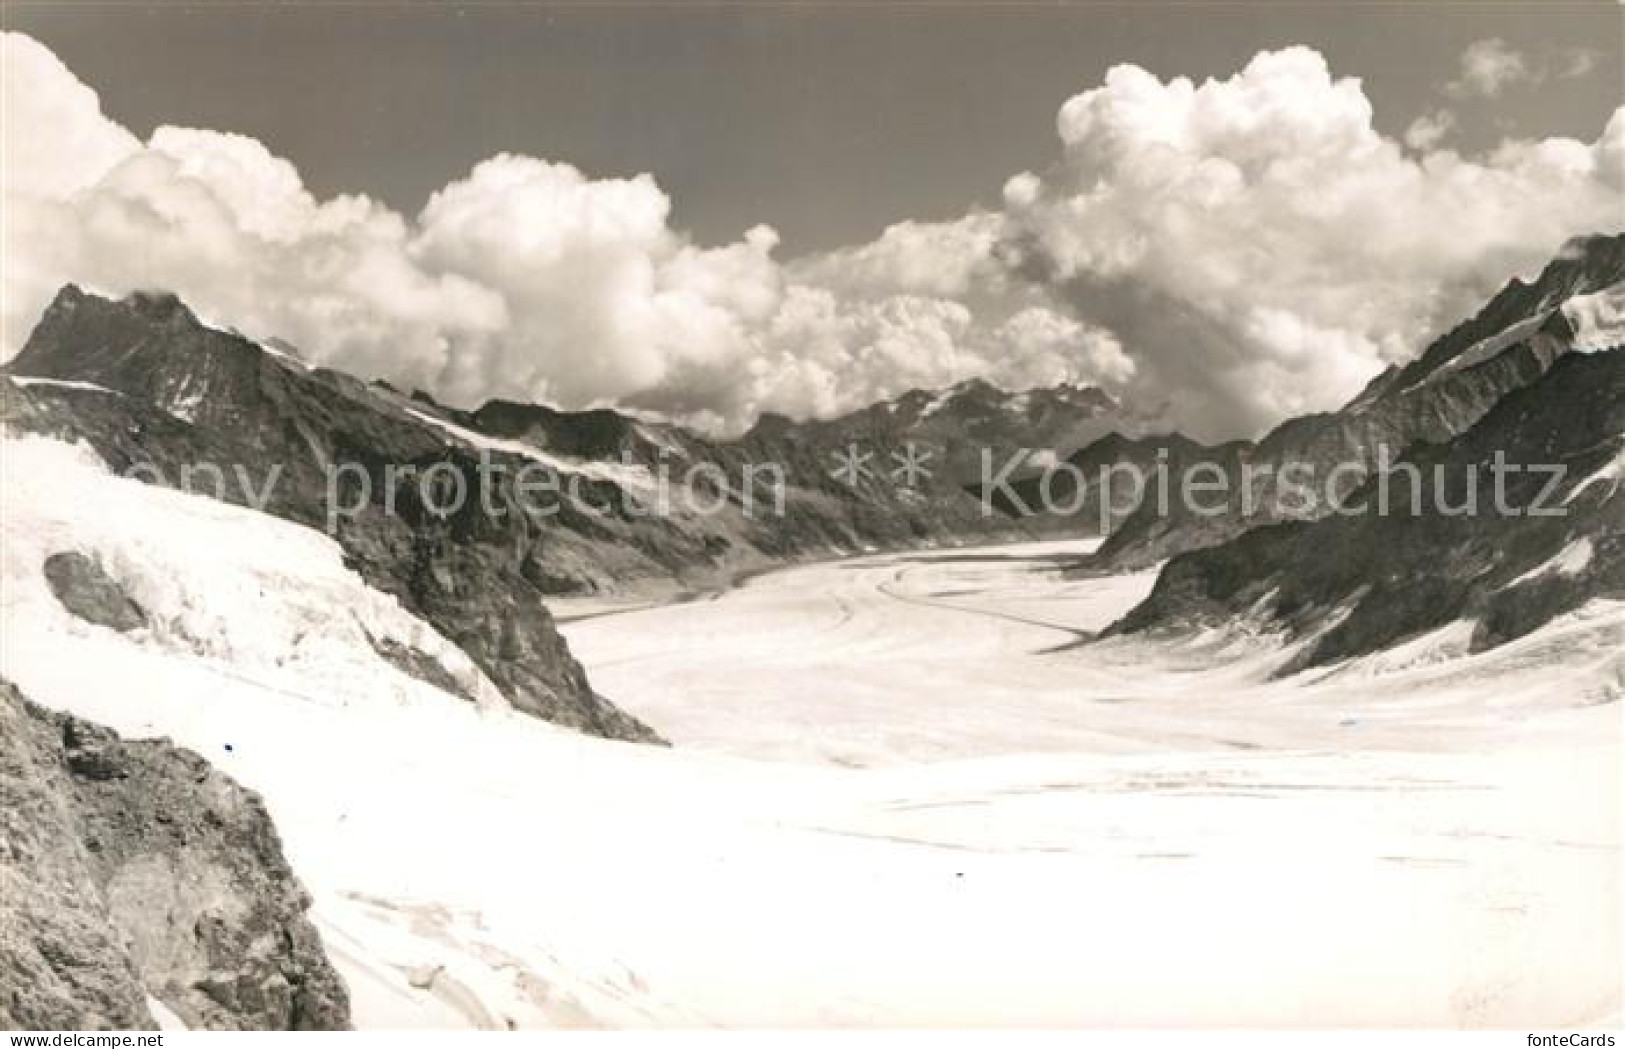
[1393,232,1625,392]
[122,289,195,323]
[19,284,238,359]
[36,284,200,329]
[5,286,275,426]
[742,410,797,441]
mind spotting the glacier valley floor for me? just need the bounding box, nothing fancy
[3,437,1620,1028]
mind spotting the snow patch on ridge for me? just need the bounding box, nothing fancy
[1510,538,1596,587]
[1562,282,1625,352]
[1407,313,1548,391]
[9,375,121,396]
[1564,442,1625,504]
[399,404,658,493]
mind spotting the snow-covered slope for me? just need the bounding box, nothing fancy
[0,436,678,1026]
[4,434,1618,1028]
[1563,281,1625,352]
[1,438,506,713]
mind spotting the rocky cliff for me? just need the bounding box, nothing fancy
[0,680,350,1030]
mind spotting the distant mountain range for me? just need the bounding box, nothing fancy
[748,377,1149,485]
[3,233,1621,739]
[0,288,1067,742]
[3,234,1622,1033]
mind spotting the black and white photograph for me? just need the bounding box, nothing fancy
[0,0,1621,1036]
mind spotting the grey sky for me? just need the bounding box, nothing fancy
[6,2,1621,257]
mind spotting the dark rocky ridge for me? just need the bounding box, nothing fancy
[0,679,350,1030]
[1082,234,1625,570]
[1110,348,1625,668]
[2,287,657,743]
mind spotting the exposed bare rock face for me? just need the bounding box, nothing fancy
[0,680,350,1030]
[1110,348,1625,668]
[42,552,148,633]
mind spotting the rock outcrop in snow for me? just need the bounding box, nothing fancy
[0,679,350,1030]
[42,552,149,634]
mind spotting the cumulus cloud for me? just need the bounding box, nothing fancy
[999,46,1624,438]
[2,31,1129,433]
[1446,38,1533,98]
[1439,39,1604,98]
[1557,46,1603,80]
[3,33,1621,441]
[787,214,1005,299]
[2,33,508,396]
[410,154,781,412]
[1403,109,1456,151]
[1,34,139,196]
